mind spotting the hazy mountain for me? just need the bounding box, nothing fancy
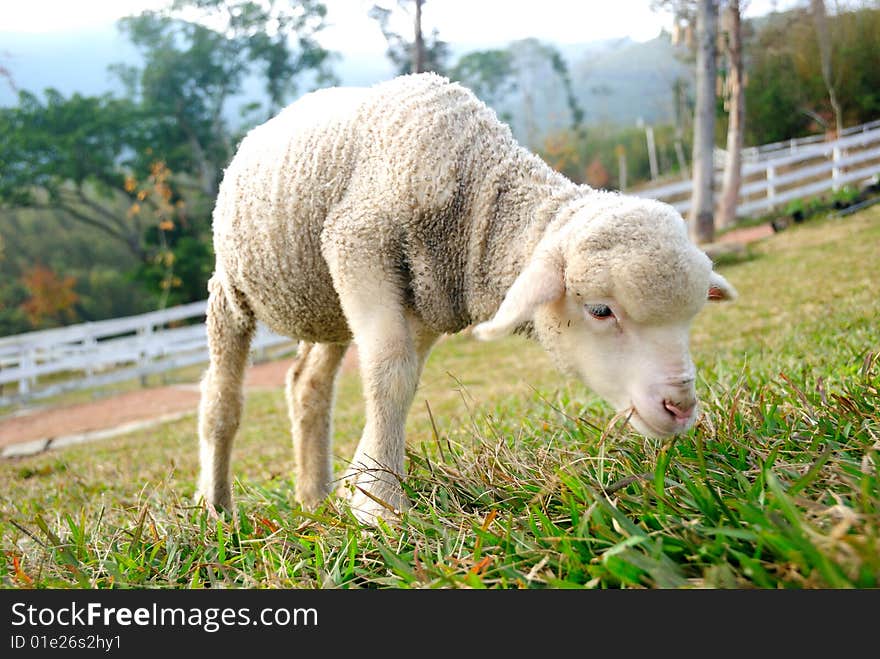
[571,33,692,126]
[0,26,139,105]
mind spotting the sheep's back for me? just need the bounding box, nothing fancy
[211,74,521,340]
[212,86,368,342]
[346,74,520,332]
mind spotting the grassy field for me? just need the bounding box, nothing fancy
[1,207,878,589]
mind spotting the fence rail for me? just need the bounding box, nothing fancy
[0,302,296,407]
[741,119,880,163]
[635,119,880,219]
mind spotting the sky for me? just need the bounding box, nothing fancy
[2,0,805,49]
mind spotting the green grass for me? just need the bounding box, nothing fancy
[1,208,878,589]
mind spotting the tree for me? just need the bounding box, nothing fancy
[0,206,156,335]
[743,12,811,144]
[689,0,719,244]
[0,90,155,261]
[451,40,584,146]
[671,76,691,179]
[118,0,336,198]
[370,1,450,75]
[449,49,518,108]
[0,52,15,94]
[124,160,213,309]
[717,0,745,229]
[743,5,880,144]
[0,1,338,324]
[19,264,79,327]
[413,0,425,73]
[506,39,585,147]
[544,45,585,133]
[810,0,843,137]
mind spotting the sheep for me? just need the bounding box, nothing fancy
[197,72,737,525]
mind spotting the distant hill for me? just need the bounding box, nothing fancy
[0,26,139,104]
[571,33,692,126]
[0,24,691,142]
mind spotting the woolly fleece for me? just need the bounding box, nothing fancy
[210,72,716,342]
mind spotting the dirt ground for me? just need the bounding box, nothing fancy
[0,223,768,451]
[0,347,360,450]
[716,223,775,243]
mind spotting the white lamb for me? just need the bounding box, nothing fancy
[197,73,737,525]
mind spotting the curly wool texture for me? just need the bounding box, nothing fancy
[210,72,711,343]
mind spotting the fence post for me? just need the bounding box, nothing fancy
[137,323,153,387]
[615,144,627,191]
[832,146,841,192]
[19,348,35,398]
[766,164,776,210]
[84,334,97,377]
[645,125,659,181]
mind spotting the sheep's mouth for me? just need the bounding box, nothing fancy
[628,407,675,439]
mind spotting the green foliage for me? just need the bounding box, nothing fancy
[136,232,214,309]
[0,209,154,335]
[831,184,861,208]
[449,50,517,107]
[544,44,584,131]
[783,184,865,224]
[0,90,141,201]
[119,1,336,194]
[449,39,586,147]
[0,90,151,260]
[75,268,153,323]
[745,6,880,143]
[540,123,691,189]
[0,1,338,334]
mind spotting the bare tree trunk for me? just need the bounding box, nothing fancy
[674,140,690,179]
[689,0,719,244]
[645,124,659,180]
[522,87,537,149]
[718,0,745,229]
[672,77,690,179]
[412,0,425,74]
[811,0,843,137]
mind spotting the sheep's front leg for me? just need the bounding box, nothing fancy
[323,213,438,524]
[340,309,423,524]
[337,312,437,524]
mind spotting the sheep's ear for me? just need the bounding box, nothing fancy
[708,272,737,302]
[472,256,564,341]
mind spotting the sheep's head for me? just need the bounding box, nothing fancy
[472,198,736,439]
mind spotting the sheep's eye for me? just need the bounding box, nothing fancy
[586,304,614,320]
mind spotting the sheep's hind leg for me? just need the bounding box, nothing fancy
[286,341,349,509]
[196,278,255,512]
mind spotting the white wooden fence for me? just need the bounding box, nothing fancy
[0,302,296,406]
[740,119,880,164]
[636,119,880,219]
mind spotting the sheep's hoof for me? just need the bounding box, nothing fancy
[295,483,332,512]
[195,484,234,517]
[336,459,411,526]
[196,495,235,521]
[347,486,410,526]
[337,474,409,526]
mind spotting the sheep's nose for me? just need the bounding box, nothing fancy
[663,399,696,423]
